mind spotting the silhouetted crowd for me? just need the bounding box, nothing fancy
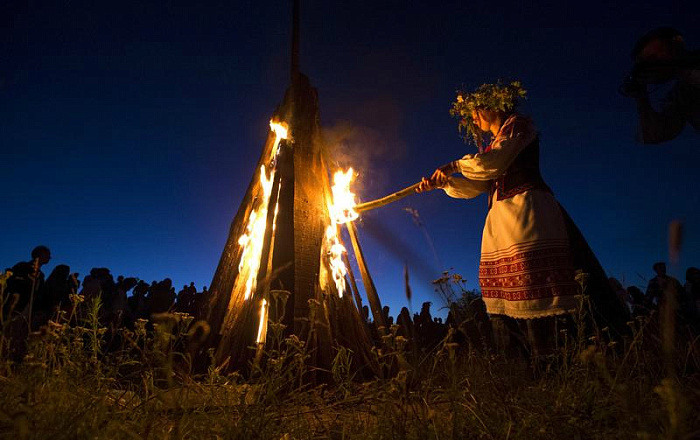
[3,246,700,360]
[2,246,212,335]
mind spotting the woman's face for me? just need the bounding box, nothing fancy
[471,109,491,133]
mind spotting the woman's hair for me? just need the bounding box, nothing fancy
[450,80,527,148]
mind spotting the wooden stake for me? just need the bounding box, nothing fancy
[346,222,387,335]
[343,251,363,313]
[355,182,421,213]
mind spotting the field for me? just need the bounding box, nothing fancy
[1,291,699,439]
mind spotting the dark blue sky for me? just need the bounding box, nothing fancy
[2,0,699,316]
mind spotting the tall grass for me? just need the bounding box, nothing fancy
[0,275,698,439]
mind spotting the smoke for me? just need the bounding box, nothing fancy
[321,96,407,200]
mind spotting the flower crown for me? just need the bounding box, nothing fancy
[449,81,527,148]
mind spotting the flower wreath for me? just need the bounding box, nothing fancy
[449,81,527,149]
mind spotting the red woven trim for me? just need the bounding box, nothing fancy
[497,182,537,200]
[481,284,579,301]
[480,250,572,272]
[479,246,578,301]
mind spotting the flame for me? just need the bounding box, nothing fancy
[269,120,289,161]
[324,225,349,297]
[256,298,268,344]
[237,165,276,300]
[328,168,359,224]
[322,168,360,297]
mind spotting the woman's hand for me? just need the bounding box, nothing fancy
[416,169,449,193]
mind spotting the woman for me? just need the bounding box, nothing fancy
[418,82,606,355]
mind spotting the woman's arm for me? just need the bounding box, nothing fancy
[442,176,491,199]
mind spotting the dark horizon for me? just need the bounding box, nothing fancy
[2,0,699,314]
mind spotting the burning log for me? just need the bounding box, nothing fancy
[347,221,387,335]
[201,74,380,378]
[355,182,421,213]
[343,252,364,312]
[198,2,385,378]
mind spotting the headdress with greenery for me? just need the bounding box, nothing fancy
[449,80,527,148]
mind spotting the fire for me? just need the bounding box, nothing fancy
[256,298,268,344]
[269,120,289,161]
[235,120,288,302]
[328,168,359,224]
[324,225,349,297]
[323,168,359,297]
[237,165,275,300]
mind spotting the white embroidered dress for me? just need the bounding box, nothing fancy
[443,114,579,318]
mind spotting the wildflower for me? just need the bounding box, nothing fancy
[186,320,211,343]
[152,312,180,325]
[574,271,590,291]
[69,293,85,304]
[0,270,12,286]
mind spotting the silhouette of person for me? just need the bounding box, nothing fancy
[646,262,682,306]
[128,280,150,321]
[40,264,74,316]
[149,278,175,315]
[621,27,700,144]
[396,306,415,340]
[114,276,137,316]
[5,245,52,318]
[686,267,700,315]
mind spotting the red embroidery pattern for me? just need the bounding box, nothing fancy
[480,246,578,302]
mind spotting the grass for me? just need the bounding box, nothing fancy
[1,277,699,439]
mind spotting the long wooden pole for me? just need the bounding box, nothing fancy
[346,222,386,335]
[342,251,363,313]
[355,182,421,213]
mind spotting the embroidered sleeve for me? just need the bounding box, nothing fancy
[454,115,537,181]
[442,176,491,199]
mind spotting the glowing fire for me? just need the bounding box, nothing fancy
[256,298,268,344]
[235,120,288,302]
[324,225,349,297]
[328,168,359,224]
[237,165,275,300]
[323,168,359,297]
[269,120,289,161]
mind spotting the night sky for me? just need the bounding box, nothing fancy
[3,0,699,316]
